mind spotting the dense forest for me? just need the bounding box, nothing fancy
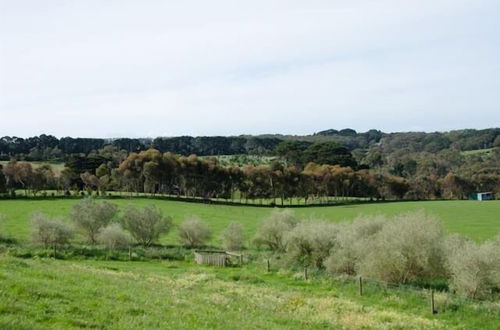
[0,128,499,201]
[1,128,499,160]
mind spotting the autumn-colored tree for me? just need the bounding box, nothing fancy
[2,160,33,194]
[80,171,99,193]
[441,172,473,199]
[31,164,55,195]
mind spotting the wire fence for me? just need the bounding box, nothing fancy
[259,258,489,315]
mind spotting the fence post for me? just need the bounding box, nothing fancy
[128,246,132,261]
[267,259,270,272]
[239,254,243,266]
[304,267,308,280]
[359,276,363,296]
[430,290,436,314]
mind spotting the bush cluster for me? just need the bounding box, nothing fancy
[122,205,172,247]
[29,199,217,250]
[97,223,132,249]
[70,198,117,244]
[356,212,447,284]
[324,215,385,276]
[31,213,74,249]
[221,222,245,251]
[445,234,499,299]
[28,199,248,251]
[253,209,297,251]
[254,210,499,299]
[285,221,338,268]
[177,217,212,248]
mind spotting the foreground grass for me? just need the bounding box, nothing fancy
[1,256,498,329]
[1,199,499,243]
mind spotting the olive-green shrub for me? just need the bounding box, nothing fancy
[253,209,297,252]
[122,205,172,246]
[97,223,132,249]
[221,222,245,251]
[31,212,74,249]
[178,217,212,248]
[285,221,338,268]
[445,234,500,299]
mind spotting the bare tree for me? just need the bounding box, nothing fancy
[3,160,33,194]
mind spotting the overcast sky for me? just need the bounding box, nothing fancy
[1,0,499,138]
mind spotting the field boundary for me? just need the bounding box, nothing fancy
[0,192,450,208]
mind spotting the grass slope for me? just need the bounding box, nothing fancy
[1,256,498,329]
[0,199,499,243]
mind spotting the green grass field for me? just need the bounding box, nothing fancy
[0,198,500,243]
[1,198,499,329]
[1,198,499,243]
[1,256,498,329]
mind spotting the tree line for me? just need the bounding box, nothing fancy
[1,146,497,202]
[1,128,498,201]
[0,135,284,161]
[1,128,498,162]
[0,148,401,202]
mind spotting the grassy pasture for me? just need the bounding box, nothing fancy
[1,256,498,329]
[0,198,498,243]
[0,199,499,329]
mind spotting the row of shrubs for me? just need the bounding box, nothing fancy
[0,199,245,253]
[252,209,499,300]
[25,198,218,252]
